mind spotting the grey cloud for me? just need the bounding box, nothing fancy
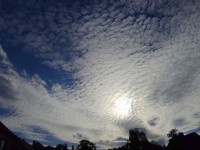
[0,75,17,102]
[73,133,84,140]
[193,113,200,119]
[173,118,187,127]
[0,46,12,67]
[151,53,200,104]
[115,137,127,142]
[115,118,143,132]
[98,140,110,146]
[148,118,160,127]
[151,138,166,146]
[42,120,83,132]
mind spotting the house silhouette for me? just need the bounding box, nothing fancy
[0,121,34,150]
[167,132,200,150]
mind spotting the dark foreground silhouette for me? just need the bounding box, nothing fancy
[109,128,200,150]
[0,121,200,150]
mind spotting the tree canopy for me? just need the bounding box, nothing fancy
[77,140,96,150]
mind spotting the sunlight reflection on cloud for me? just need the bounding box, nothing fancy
[111,93,135,119]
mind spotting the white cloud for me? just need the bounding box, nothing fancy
[0,46,12,67]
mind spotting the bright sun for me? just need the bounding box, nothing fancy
[114,96,132,118]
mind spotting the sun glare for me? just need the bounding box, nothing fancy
[114,95,132,118]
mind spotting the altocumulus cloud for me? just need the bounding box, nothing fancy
[0,0,200,149]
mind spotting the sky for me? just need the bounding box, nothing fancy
[0,0,200,149]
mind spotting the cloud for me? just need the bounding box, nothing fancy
[0,0,200,149]
[173,118,188,127]
[0,46,117,146]
[0,46,12,67]
[148,118,160,127]
[0,75,17,102]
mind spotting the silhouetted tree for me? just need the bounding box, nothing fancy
[166,129,185,150]
[167,129,179,139]
[71,145,74,150]
[32,140,45,150]
[77,140,96,150]
[55,143,68,150]
[46,145,55,150]
[64,143,68,150]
